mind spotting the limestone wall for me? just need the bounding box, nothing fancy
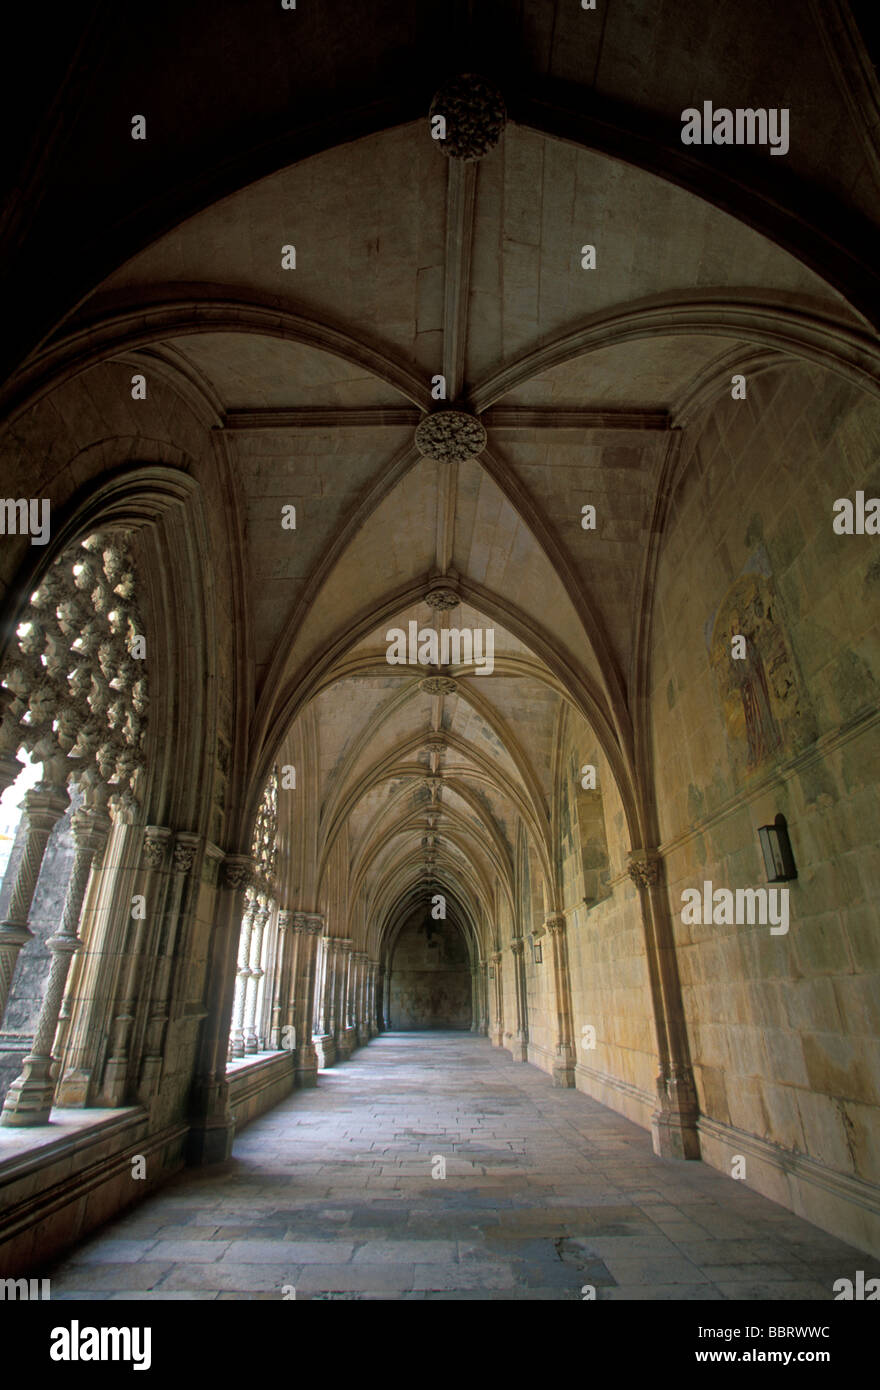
[388,915,471,1029]
[650,363,880,1245]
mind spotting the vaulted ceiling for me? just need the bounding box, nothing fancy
[3,2,878,941]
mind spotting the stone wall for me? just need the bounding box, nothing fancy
[388,912,471,1030]
[650,362,880,1246]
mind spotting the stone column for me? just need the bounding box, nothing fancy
[469,964,480,1032]
[509,938,528,1061]
[228,891,256,1059]
[73,824,172,1108]
[546,914,575,1088]
[2,794,111,1126]
[243,898,270,1054]
[336,939,356,1059]
[315,935,337,1068]
[381,963,392,1030]
[0,782,69,1030]
[270,909,293,1050]
[293,913,321,1086]
[491,950,503,1046]
[627,850,700,1160]
[366,961,377,1037]
[187,854,254,1165]
[355,953,368,1043]
[137,833,201,1101]
[478,957,489,1035]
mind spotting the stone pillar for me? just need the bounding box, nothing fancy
[2,794,111,1126]
[314,935,337,1068]
[478,957,489,1035]
[293,913,321,1086]
[545,914,575,1088]
[509,938,528,1061]
[366,961,377,1036]
[228,892,256,1059]
[137,832,201,1102]
[270,909,293,1050]
[491,950,503,1046]
[187,854,253,1165]
[70,824,172,1108]
[378,962,390,1030]
[336,939,356,1059]
[356,953,369,1043]
[243,898,270,1054]
[0,783,69,1030]
[469,964,480,1032]
[627,850,701,1160]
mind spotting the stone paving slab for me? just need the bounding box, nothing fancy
[37,1032,879,1301]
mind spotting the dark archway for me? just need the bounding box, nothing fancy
[387,902,471,1030]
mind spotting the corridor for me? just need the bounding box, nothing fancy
[40,1035,876,1301]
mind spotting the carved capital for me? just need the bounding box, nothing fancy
[221,855,255,892]
[23,784,70,836]
[627,850,663,889]
[545,914,566,937]
[71,803,112,862]
[173,834,200,875]
[277,909,293,932]
[509,939,525,956]
[142,825,171,869]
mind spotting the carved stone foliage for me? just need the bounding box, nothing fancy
[0,531,148,813]
[414,410,487,463]
[627,852,662,889]
[429,74,507,160]
[251,766,279,895]
[419,676,458,696]
[425,586,460,610]
[222,858,255,893]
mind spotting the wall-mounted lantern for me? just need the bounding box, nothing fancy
[758,814,798,883]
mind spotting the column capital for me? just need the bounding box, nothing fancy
[142,825,172,869]
[277,909,293,932]
[221,855,255,892]
[71,802,112,861]
[627,848,663,889]
[23,783,70,833]
[509,939,525,956]
[173,832,201,876]
[491,951,502,964]
[545,913,566,937]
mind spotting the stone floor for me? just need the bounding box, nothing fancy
[41,1033,879,1300]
